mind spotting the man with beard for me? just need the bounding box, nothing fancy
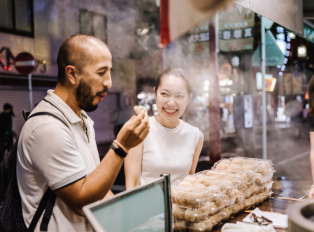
[16,34,149,232]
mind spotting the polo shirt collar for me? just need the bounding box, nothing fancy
[45,90,82,124]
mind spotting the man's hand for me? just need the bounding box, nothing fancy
[116,110,149,151]
[308,186,314,198]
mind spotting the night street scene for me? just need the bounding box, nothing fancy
[1,0,314,232]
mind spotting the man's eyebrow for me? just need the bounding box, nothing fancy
[97,67,111,71]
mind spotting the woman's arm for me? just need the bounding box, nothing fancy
[309,132,314,198]
[124,142,143,190]
[189,130,204,175]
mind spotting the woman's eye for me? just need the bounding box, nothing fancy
[161,92,167,96]
[98,73,105,76]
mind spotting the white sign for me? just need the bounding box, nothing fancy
[244,95,253,128]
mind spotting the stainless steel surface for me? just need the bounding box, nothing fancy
[288,198,314,232]
[261,16,267,160]
[161,174,173,232]
[28,74,33,111]
[83,176,170,232]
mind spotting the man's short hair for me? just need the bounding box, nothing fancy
[57,34,108,85]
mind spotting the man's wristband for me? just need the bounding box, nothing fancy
[110,143,127,158]
[113,140,128,153]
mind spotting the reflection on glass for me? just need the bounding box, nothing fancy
[15,0,32,32]
[0,0,13,29]
[92,184,165,232]
[129,213,165,232]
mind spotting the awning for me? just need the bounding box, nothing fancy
[234,0,303,35]
[160,0,303,47]
[252,30,285,67]
[160,0,232,46]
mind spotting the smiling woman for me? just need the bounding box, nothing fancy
[124,68,204,188]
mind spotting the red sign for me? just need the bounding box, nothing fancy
[15,52,35,74]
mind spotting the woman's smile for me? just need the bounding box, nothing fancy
[163,107,178,115]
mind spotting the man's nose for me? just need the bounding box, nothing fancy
[103,77,112,89]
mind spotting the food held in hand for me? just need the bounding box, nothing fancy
[134,105,147,115]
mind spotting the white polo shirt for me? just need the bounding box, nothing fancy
[17,90,100,232]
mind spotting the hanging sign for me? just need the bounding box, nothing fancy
[218,5,255,51]
[188,22,210,55]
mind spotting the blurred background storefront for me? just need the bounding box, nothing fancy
[0,0,314,194]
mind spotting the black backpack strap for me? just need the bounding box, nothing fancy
[40,189,57,232]
[43,98,71,124]
[27,188,54,232]
[27,112,68,128]
[25,112,69,232]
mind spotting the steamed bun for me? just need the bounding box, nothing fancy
[134,105,147,115]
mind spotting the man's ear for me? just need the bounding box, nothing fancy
[65,65,77,85]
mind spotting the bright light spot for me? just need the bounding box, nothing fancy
[276,26,284,33]
[205,93,208,97]
[288,32,296,39]
[284,58,288,64]
[219,80,227,86]
[152,104,157,111]
[145,104,150,110]
[227,80,233,85]
[298,46,307,57]
[204,86,209,91]
[232,94,235,96]
[137,28,149,36]
[279,72,283,75]
[43,60,47,64]
[281,65,285,71]
[276,40,286,55]
[231,56,240,67]
[296,95,302,102]
[137,93,146,99]
[8,67,11,71]
[270,78,277,92]
[204,80,209,86]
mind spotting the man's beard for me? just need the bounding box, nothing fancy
[75,79,108,112]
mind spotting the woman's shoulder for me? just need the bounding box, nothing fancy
[180,120,200,133]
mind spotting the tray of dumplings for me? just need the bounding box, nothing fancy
[172,157,275,232]
[212,157,274,177]
[174,190,273,232]
[172,179,273,222]
[171,171,246,208]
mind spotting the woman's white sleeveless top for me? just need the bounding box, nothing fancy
[140,117,200,185]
